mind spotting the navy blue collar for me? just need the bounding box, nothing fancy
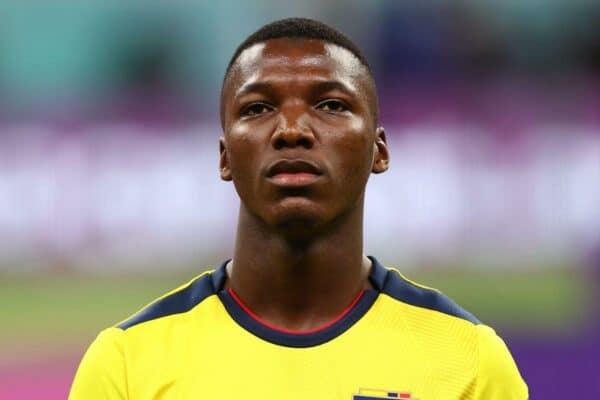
[214,256,387,348]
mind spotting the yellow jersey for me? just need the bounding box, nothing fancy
[69,257,528,400]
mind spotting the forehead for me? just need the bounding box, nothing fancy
[224,38,368,98]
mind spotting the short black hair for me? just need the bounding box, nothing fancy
[225,17,373,78]
[220,17,378,126]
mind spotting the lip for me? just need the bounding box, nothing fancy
[265,159,323,186]
[266,160,322,177]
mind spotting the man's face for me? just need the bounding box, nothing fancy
[220,38,388,233]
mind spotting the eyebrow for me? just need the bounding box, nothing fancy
[310,80,355,97]
[235,79,355,98]
[235,81,274,98]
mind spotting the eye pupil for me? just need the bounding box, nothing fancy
[319,100,346,113]
[244,103,270,117]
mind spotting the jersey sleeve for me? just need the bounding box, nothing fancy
[472,324,528,399]
[69,327,128,400]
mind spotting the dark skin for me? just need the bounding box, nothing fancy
[219,38,389,331]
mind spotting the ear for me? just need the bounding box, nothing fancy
[371,127,389,174]
[219,137,232,181]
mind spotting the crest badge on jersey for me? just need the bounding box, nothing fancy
[353,388,417,399]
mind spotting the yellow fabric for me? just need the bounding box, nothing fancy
[70,271,528,400]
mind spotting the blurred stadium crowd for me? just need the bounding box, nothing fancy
[0,1,599,397]
[0,1,599,272]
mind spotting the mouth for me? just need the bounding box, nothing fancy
[266,160,323,186]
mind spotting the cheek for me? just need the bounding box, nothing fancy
[226,128,257,169]
[336,131,374,176]
[227,146,258,207]
[225,143,257,196]
[345,148,373,182]
[225,121,276,175]
[322,141,373,198]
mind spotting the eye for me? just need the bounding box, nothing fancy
[241,103,273,117]
[316,99,348,113]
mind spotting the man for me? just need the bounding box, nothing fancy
[70,18,528,399]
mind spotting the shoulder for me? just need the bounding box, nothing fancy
[374,261,527,398]
[116,264,227,330]
[70,265,228,399]
[380,266,480,325]
[472,324,529,399]
[69,327,128,399]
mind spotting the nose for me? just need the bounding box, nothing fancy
[271,105,315,150]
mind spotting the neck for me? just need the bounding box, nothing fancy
[226,200,372,331]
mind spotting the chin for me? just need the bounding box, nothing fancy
[273,219,324,242]
[268,201,329,237]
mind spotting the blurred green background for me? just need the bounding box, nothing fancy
[1,1,599,398]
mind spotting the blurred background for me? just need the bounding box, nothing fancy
[1,1,599,398]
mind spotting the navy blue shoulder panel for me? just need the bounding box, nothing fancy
[118,263,228,330]
[370,257,480,325]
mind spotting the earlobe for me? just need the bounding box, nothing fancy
[219,137,232,181]
[372,127,389,174]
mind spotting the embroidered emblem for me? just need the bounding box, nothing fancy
[353,388,417,399]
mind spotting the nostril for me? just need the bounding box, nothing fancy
[271,126,314,149]
[273,135,312,149]
[273,137,286,150]
[297,137,313,149]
